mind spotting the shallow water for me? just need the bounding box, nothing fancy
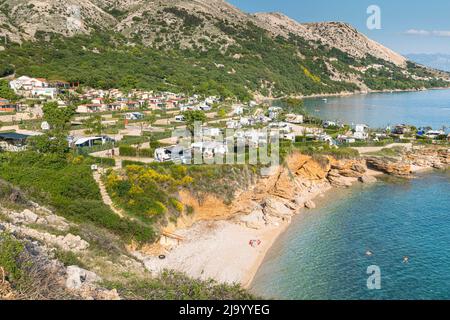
[251,171,450,300]
[303,89,450,130]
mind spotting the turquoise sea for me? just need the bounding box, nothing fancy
[252,89,450,300]
[251,171,450,300]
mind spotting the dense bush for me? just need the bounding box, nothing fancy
[0,152,156,244]
[0,64,14,77]
[88,156,116,167]
[105,165,193,224]
[119,145,153,157]
[104,270,257,300]
[119,145,137,157]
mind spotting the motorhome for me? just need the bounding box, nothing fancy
[125,112,145,120]
[154,145,190,163]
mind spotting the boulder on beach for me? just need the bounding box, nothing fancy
[359,175,377,184]
[263,197,293,218]
[304,200,316,209]
[239,209,266,229]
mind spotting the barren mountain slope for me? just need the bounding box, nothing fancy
[254,13,407,67]
[0,0,116,39]
[304,21,407,67]
[0,0,408,67]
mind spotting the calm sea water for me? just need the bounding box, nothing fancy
[251,171,450,300]
[303,89,450,129]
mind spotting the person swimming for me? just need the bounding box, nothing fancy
[366,250,373,257]
[403,256,409,264]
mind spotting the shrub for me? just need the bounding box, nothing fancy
[88,156,116,167]
[104,270,258,300]
[0,233,26,282]
[119,146,153,158]
[119,145,137,157]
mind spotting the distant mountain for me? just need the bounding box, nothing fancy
[0,0,449,98]
[406,53,450,72]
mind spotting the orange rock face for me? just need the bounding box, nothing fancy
[366,158,412,176]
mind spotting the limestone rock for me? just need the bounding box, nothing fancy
[294,196,306,207]
[359,175,377,184]
[271,169,297,199]
[263,197,293,218]
[288,154,330,181]
[338,169,363,178]
[66,266,101,290]
[45,215,70,231]
[62,234,89,251]
[352,163,367,174]
[304,200,316,209]
[327,170,354,188]
[21,209,38,223]
[239,209,266,229]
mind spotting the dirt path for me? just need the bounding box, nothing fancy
[92,171,124,218]
[89,148,154,169]
[352,143,413,154]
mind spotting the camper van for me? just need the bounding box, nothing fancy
[125,112,144,121]
[174,115,185,122]
[154,146,191,163]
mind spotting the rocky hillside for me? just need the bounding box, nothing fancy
[0,0,407,64]
[0,178,256,300]
[0,0,448,97]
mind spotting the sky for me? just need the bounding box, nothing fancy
[227,0,450,54]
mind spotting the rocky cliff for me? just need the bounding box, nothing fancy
[170,146,449,234]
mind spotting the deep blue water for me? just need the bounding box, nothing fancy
[304,89,450,130]
[251,171,450,300]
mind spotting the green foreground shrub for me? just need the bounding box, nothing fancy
[0,152,155,244]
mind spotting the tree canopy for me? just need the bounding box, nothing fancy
[182,110,207,133]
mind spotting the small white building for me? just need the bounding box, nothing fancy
[354,124,369,140]
[232,104,244,115]
[323,121,337,128]
[10,76,49,93]
[31,87,58,99]
[240,117,250,126]
[285,114,304,124]
[425,130,445,139]
[76,104,104,113]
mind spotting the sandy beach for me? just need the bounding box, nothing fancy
[134,177,334,287]
[135,219,290,287]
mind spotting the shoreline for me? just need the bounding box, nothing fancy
[134,148,449,290]
[255,86,450,104]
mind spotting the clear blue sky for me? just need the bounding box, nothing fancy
[228,0,450,54]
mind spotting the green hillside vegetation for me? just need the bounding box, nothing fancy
[0,152,156,244]
[0,15,445,100]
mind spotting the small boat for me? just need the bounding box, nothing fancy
[322,98,328,103]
